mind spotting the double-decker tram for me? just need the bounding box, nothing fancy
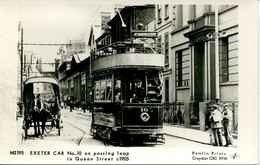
[90,33,165,145]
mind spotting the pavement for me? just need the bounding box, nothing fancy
[163,123,238,147]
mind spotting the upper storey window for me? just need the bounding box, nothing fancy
[157,5,162,23]
[165,4,169,19]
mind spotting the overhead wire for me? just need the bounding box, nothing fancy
[68,4,114,48]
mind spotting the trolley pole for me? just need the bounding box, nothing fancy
[20,28,23,101]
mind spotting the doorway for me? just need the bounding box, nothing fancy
[194,42,204,102]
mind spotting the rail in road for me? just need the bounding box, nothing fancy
[62,110,110,146]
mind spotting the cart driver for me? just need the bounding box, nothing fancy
[34,94,43,112]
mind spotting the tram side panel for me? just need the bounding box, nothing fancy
[91,102,164,143]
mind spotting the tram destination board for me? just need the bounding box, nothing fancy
[132,31,157,38]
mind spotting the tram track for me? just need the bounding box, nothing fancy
[63,115,110,147]
[63,120,89,146]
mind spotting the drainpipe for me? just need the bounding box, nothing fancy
[215,5,220,103]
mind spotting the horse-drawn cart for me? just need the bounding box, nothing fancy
[22,76,62,139]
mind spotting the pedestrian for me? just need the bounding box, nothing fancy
[205,108,211,130]
[177,108,183,125]
[209,104,223,146]
[222,103,233,147]
[81,101,87,113]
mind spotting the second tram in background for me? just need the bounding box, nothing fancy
[90,30,165,145]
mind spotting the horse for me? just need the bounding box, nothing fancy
[32,96,48,138]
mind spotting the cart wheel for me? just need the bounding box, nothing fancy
[58,119,61,136]
[45,122,53,134]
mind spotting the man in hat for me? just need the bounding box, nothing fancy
[222,103,233,147]
[133,80,145,103]
[209,104,223,146]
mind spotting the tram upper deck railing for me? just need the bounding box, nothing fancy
[91,41,162,61]
[91,41,164,72]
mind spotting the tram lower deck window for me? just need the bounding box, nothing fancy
[94,79,112,102]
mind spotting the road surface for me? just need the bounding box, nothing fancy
[16,108,211,148]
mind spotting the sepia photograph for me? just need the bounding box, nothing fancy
[0,0,258,164]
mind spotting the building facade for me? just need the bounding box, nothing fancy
[155,4,238,131]
[58,53,91,103]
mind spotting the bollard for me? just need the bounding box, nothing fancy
[199,102,207,131]
[184,102,190,128]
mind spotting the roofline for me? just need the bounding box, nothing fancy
[107,5,155,26]
[95,29,111,43]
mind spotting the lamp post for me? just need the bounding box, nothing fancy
[20,28,24,101]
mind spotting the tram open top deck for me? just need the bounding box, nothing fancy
[91,41,164,73]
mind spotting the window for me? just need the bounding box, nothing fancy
[172,6,176,27]
[94,79,112,102]
[165,79,169,103]
[114,80,121,102]
[157,36,162,54]
[157,5,162,23]
[219,37,229,83]
[81,73,86,85]
[173,5,183,30]
[176,51,182,87]
[164,32,169,65]
[71,79,74,88]
[165,4,169,18]
[65,80,68,89]
[94,81,100,100]
[176,49,190,87]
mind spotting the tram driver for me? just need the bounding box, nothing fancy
[131,80,146,103]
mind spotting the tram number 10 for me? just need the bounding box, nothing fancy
[141,108,148,112]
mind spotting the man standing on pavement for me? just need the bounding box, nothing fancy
[209,104,223,146]
[222,103,233,147]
